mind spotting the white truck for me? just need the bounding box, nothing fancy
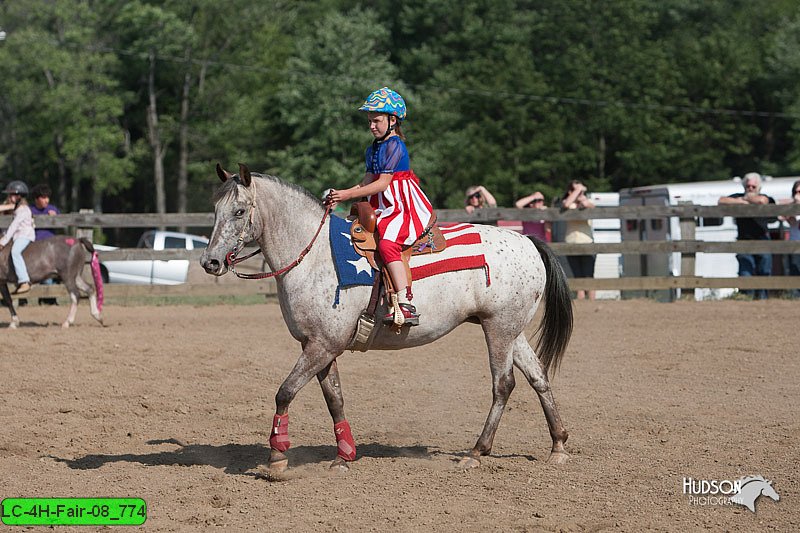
[97,230,208,285]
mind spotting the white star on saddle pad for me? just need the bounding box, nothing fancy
[347,256,373,276]
[329,214,380,306]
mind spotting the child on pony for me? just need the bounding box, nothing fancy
[0,180,35,294]
[326,87,434,326]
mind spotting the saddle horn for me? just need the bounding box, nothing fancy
[216,163,236,183]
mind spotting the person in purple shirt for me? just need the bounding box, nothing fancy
[29,184,61,305]
[30,184,61,240]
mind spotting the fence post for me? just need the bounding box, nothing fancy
[678,201,696,282]
[75,208,94,242]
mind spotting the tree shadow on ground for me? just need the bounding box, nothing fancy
[48,438,438,475]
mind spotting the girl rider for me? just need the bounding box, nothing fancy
[0,180,35,294]
[326,87,434,326]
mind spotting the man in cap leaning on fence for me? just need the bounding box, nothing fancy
[718,172,776,299]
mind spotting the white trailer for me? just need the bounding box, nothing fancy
[619,176,798,300]
[588,192,621,300]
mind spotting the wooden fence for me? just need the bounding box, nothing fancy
[3,203,800,300]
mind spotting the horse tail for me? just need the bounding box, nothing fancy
[80,238,104,312]
[531,237,573,378]
[79,237,95,254]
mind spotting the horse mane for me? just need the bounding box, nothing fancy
[212,173,325,208]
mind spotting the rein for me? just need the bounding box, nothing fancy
[225,202,332,280]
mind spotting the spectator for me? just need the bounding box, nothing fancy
[515,191,550,242]
[464,185,497,214]
[29,184,61,305]
[718,172,776,299]
[29,184,60,240]
[560,180,596,300]
[782,180,800,298]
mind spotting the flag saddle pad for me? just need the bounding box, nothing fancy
[330,210,490,350]
[329,209,489,307]
[348,202,447,292]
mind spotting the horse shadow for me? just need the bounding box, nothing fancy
[48,438,438,476]
[0,320,51,328]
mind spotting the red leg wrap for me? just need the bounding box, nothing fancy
[334,420,356,461]
[269,413,290,452]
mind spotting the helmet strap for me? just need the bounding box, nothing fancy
[375,114,396,143]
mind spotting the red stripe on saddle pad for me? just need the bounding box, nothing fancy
[440,233,482,246]
[410,223,489,284]
[438,222,473,232]
[411,255,488,280]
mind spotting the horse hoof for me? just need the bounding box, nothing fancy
[268,458,288,474]
[329,457,350,472]
[547,451,570,464]
[9,318,19,329]
[457,456,481,469]
[61,321,70,329]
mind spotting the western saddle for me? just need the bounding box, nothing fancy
[347,201,447,347]
[349,201,447,294]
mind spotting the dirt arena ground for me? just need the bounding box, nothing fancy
[0,299,797,531]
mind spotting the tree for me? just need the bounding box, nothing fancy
[376,0,565,207]
[766,10,800,172]
[0,0,132,211]
[110,1,196,215]
[267,7,403,196]
[3,0,800,220]
[172,0,293,213]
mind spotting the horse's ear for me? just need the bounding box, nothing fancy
[216,163,235,182]
[238,163,252,187]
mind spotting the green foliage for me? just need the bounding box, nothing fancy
[266,7,402,196]
[769,12,800,170]
[0,0,132,209]
[1,0,799,217]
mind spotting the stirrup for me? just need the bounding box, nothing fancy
[383,303,419,326]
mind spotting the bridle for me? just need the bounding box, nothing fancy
[224,191,332,280]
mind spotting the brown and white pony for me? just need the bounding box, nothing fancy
[0,236,104,329]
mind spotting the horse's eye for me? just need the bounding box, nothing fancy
[235,209,245,217]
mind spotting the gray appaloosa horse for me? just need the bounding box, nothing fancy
[0,236,104,329]
[201,163,573,472]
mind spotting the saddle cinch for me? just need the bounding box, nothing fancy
[348,201,447,295]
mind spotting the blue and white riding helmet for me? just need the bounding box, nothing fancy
[358,87,407,121]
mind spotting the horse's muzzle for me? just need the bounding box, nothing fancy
[200,254,226,276]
